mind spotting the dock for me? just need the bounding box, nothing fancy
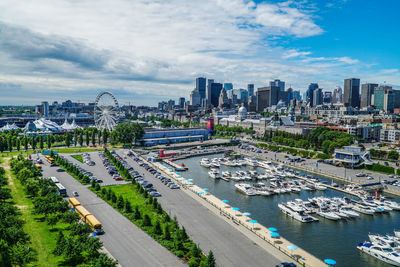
[163,159,188,171]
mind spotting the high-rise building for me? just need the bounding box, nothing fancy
[333,86,343,103]
[256,86,280,112]
[293,90,301,101]
[247,84,254,97]
[306,83,319,107]
[361,83,378,108]
[167,99,175,110]
[323,91,333,103]
[269,79,285,91]
[179,97,185,108]
[42,101,49,117]
[313,88,323,106]
[206,79,215,105]
[343,78,360,108]
[286,88,294,104]
[372,86,400,113]
[196,77,206,99]
[210,83,223,107]
[190,90,201,106]
[223,83,233,91]
[218,88,230,109]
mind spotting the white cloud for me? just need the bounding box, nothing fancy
[0,0,377,105]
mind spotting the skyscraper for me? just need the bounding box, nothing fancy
[293,90,301,101]
[343,78,360,108]
[190,90,201,106]
[223,83,233,91]
[313,88,323,106]
[179,97,185,108]
[256,86,280,112]
[360,83,378,108]
[210,83,223,107]
[42,101,49,117]
[206,79,215,105]
[218,88,230,109]
[306,83,319,107]
[269,79,285,92]
[247,84,254,97]
[196,77,206,99]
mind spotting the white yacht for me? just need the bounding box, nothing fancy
[396,231,400,238]
[245,158,258,167]
[208,169,221,179]
[368,234,400,249]
[357,241,400,266]
[353,204,375,215]
[222,171,231,178]
[200,158,211,168]
[234,183,257,196]
[317,208,341,221]
[339,207,360,218]
[278,203,314,223]
[385,201,400,211]
[315,183,327,190]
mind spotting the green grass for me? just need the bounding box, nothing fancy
[71,154,83,163]
[53,147,104,153]
[4,159,67,266]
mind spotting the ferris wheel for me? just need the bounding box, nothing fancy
[94,91,120,131]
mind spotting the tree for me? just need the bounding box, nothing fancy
[53,231,65,256]
[7,135,12,152]
[65,133,72,147]
[24,137,28,151]
[124,200,132,213]
[46,135,52,149]
[112,123,144,145]
[388,150,399,160]
[90,253,118,267]
[163,225,171,240]
[205,251,216,267]
[74,131,78,147]
[98,130,102,145]
[94,183,101,191]
[46,214,59,229]
[85,130,90,146]
[117,195,124,209]
[91,129,96,146]
[153,220,162,235]
[79,131,84,147]
[111,192,117,203]
[61,211,79,224]
[40,135,44,150]
[102,129,108,145]
[31,136,36,150]
[24,179,40,197]
[134,205,141,220]
[16,137,20,151]
[142,214,151,226]
[190,243,200,258]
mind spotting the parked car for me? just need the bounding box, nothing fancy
[72,191,79,197]
[56,168,65,172]
[275,263,296,267]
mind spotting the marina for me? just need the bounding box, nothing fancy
[174,153,400,267]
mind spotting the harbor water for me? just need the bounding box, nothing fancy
[176,153,400,267]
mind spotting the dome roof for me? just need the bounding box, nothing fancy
[239,106,247,113]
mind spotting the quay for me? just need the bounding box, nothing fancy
[138,155,328,267]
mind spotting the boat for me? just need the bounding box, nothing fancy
[234,183,257,196]
[315,183,327,190]
[200,158,211,168]
[396,231,400,238]
[222,171,231,178]
[278,202,314,223]
[339,207,360,218]
[353,204,375,215]
[317,208,341,221]
[368,234,400,249]
[385,201,400,211]
[245,158,258,167]
[357,241,400,266]
[208,169,221,179]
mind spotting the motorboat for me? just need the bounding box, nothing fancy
[368,234,400,249]
[317,208,341,221]
[278,203,314,223]
[315,183,327,190]
[357,241,400,266]
[339,207,360,218]
[352,204,375,215]
[208,169,221,179]
[396,231,400,238]
[200,158,211,168]
[222,171,231,178]
[234,183,257,196]
[385,201,400,211]
[245,158,259,167]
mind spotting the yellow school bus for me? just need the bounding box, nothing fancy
[73,203,104,234]
[68,197,81,209]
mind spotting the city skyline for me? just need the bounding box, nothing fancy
[1,0,399,106]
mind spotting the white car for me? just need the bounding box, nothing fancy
[72,191,79,197]
[367,176,374,180]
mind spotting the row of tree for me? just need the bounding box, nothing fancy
[53,153,92,184]
[214,125,256,136]
[370,149,399,161]
[101,149,215,266]
[10,156,117,266]
[0,122,145,153]
[259,127,355,154]
[0,166,34,266]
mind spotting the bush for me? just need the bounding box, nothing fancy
[317,153,331,159]
[365,163,394,174]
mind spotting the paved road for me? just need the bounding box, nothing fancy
[119,150,289,267]
[40,155,186,267]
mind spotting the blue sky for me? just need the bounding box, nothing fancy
[0,0,399,106]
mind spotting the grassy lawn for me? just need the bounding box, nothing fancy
[71,154,83,163]
[3,158,67,266]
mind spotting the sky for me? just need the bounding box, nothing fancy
[0,0,399,106]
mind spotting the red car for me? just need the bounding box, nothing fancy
[114,177,123,181]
